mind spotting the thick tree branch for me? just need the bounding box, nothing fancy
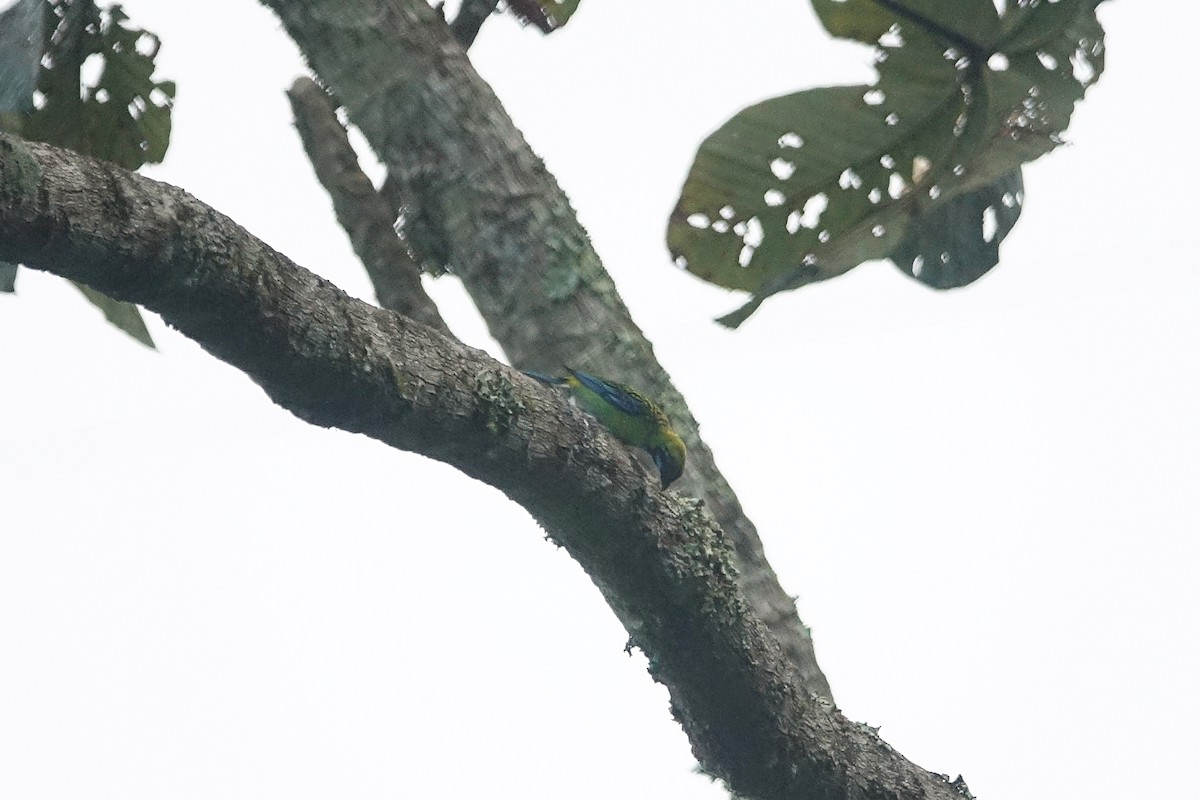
[261,0,832,701]
[0,133,970,800]
[285,76,451,335]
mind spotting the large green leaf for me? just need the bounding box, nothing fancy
[670,82,947,292]
[670,0,1105,326]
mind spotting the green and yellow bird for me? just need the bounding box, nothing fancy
[524,367,687,488]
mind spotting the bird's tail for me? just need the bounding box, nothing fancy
[522,369,568,386]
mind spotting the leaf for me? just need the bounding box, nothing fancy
[812,0,1003,52]
[998,0,1105,54]
[670,0,1105,326]
[539,0,581,28]
[669,77,963,294]
[0,261,17,292]
[24,0,174,170]
[0,0,44,114]
[889,168,1023,288]
[506,0,581,32]
[73,282,156,348]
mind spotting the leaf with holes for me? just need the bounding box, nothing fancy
[669,77,965,298]
[669,0,1105,326]
[24,1,174,170]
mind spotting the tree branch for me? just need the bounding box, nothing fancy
[1,133,971,800]
[285,76,451,335]
[450,0,499,48]
[261,0,833,701]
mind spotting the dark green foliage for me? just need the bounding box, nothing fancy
[669,0,1106,326]
[891,168,1023,289]
[25,0,174,169]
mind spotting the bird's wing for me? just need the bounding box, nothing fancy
[567,369,649,417]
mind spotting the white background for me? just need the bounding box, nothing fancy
[2,2,1196,798]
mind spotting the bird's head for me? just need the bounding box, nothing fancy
[650,430,687,489]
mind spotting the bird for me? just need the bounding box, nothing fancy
[523,367,687,488]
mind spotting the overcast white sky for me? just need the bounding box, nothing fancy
[2,2,1196,798]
